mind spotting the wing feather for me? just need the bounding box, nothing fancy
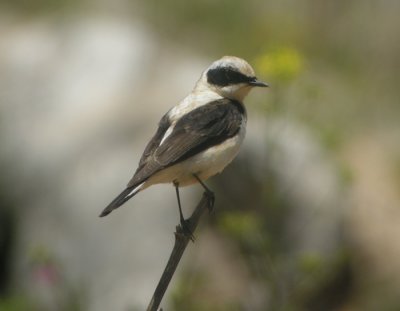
[128,98,245,187]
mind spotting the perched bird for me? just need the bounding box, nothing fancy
[100,56,268,230]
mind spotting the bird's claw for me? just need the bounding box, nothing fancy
[178,219,196,242]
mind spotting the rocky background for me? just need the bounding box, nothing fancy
[0,1,399,311]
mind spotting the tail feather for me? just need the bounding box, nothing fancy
[99,183,143,217]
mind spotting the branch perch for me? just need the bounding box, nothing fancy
[146,192,212,311]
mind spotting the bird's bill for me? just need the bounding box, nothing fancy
[249,79,269,87]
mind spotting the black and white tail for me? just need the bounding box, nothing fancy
[99,182,144,217]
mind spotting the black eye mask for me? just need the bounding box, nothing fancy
[207,66,254,86]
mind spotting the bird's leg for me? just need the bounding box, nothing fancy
[193,174,215,212]
[174,182,195,241]
[174,183,185,226]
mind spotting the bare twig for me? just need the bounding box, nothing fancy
[146,192,211,311]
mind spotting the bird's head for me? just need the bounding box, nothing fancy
[196,56,268,102]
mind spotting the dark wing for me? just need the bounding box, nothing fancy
[124,112,171,189]
[137,112,171,170]
[128,98,245,186]
[155,99,244,165]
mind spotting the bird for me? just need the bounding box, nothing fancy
[100,56,268,232]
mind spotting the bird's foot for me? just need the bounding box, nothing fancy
[204,190,215,213]
[177,218,196,242]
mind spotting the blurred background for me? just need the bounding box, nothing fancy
[0,1,399,310]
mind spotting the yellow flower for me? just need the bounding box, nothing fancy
[255,47,303,83]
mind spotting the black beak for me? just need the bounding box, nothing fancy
[248,78,269,87]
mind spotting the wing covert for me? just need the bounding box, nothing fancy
[127,98,245,187]
[155,99,244,166]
